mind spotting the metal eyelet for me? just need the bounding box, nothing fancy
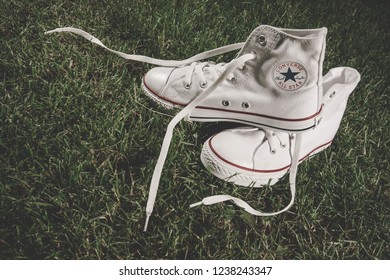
[241,102,250,109]
[257,35,267,46]
[200,82,207,88]
[222,100,230,107]
[271,149,276,154]
[184,83,191,89]
[330,91,336,98]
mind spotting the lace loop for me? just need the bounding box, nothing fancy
[190,133,302,217]
[183,61,236,90]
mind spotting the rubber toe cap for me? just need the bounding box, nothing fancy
[143,67,175,96]
[210,128,267,170]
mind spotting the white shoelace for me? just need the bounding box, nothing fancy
[44,27,254,230]
[184,61,238,88]
[190,131,302,217]
[45,27,244,66]
[144,54,255,231]
[45,27,303,230]
[264,130,288,153]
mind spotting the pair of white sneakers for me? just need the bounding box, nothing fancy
[46,25,360,230]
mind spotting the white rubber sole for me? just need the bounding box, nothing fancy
[190,106,322,132]
[201,137,332,188]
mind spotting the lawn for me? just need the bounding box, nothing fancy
[0,0,389,259]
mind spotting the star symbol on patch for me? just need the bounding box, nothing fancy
[280,67,300,82]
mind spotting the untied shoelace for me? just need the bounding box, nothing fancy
[190,130,301,217]
[45,27,302,231]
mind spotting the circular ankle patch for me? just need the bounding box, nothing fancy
[273,61,308,91]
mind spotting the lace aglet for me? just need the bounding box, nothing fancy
[44,30,55,35]
[143,213,151,232]
[189,201,203,208]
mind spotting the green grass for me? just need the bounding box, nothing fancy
[1,0,389,259]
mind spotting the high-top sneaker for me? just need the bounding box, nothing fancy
[192,67,360,216]
[143,25,327,132]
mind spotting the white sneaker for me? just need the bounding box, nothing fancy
[143,25,327,132]
[192,67,360,215]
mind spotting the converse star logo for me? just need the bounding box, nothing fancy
[273,61,308,91]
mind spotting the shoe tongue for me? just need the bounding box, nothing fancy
[321,67,361,108]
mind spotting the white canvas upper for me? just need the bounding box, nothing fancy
[200,67,360,187]
[143,25,328,131]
